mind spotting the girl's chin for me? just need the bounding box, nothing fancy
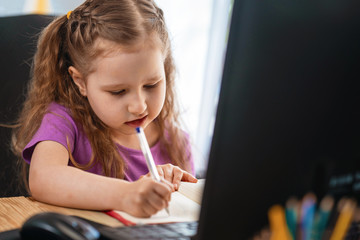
[110,119,155,137]
[120,122,150,134]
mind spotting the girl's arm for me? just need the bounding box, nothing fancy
[29,140,173,217]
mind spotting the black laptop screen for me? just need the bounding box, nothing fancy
[197,0,360,239]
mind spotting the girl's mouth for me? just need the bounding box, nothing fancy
[125,116,147,128]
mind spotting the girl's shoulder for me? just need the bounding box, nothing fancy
[45,102,75,122]
[22,102,84,163]
[42,102,79,134]
[46,102,71,115]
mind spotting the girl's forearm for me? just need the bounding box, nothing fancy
[29,165,129,210]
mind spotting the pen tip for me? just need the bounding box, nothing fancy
[136,127,141,133]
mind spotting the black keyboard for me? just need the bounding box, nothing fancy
[99,221,198,240]
[0,218,198,240]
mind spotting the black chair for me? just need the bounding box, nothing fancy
[0,14,54,197]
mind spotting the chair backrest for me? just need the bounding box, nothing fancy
[0,14,54,197]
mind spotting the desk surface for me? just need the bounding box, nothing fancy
[0,196,123,232]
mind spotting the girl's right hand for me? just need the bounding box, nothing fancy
[120,176,174,217]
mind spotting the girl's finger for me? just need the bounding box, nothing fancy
[181,171,198,183]
[145,189,169,212]
[139,173,150,179]
[156,166,164,178]
[163,166,174,183]
[159,177,175,193]
[142,197,158,217]
[172,167,183,190]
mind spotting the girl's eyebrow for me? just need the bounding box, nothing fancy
[101,75,164,89]
[101,83,128,89]
[144,75,163,82]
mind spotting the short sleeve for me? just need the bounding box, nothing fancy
[22,104,77,163]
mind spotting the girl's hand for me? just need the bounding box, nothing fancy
[155,164,198,191]
[121,176,174,217]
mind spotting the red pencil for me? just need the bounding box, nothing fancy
[103,210,136,226]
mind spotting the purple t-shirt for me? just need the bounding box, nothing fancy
[23,102,195,181]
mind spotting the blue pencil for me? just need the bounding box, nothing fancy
[300,193,317,240]
[285,197,299,240]
[311,195,334,240]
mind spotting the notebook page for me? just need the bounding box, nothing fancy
[177,179,205,205]
[114,191,200,224]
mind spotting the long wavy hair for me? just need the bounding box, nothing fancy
[12,0,191,190]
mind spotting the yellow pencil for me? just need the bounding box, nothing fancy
[329,198,356,240]
[268,204,293,240]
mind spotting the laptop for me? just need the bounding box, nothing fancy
[2,0,360,239]
[196,0,360,239]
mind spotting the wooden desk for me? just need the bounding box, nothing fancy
[0,196,123,232]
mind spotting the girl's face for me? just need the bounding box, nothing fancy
[70,40,166,142]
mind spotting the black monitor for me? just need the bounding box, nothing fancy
[197,0,360,239]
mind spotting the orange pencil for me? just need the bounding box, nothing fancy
[268,204,293,240]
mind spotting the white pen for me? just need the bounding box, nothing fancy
[135,127,170,215]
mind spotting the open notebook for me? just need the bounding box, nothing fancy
[108,179,205,225]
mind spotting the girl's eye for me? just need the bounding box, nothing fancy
[144,83,158,89]
[110,89,126,95]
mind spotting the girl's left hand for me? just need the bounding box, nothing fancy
[143,164,198,191]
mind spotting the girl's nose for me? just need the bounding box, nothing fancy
[128,92,147,115]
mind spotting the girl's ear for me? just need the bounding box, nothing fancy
[68,66,87,96]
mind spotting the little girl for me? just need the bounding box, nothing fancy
[11,0,197,217]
